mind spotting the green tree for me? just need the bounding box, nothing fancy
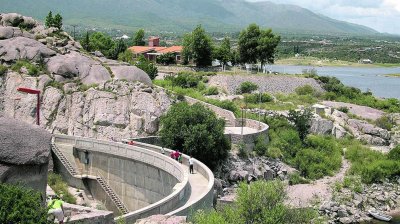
[0,183,49,223]
[181,33,193,65]
[53,13,63,30]
[132,29,145,46]
[238,23,261,64]
[214,37,232,71]
[159,102,230,169]
[157,52,176,65]
[257,29,280,70]
[82,31,91,51]
[193,180,317,224]
[118,49,134,64]
[45,11,53,28]
[135,55,158,80]
[110,39,127,60]
[182,25,213,67]
[89,32,115,58]
[287,109,313,142]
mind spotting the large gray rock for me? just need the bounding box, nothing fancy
[110,65,152,86]
[0,36,56,62]
[0,13,23,27]
[348,119,390,140]
[310,117,334,135]
[47,51,111,84]
[0,26,22,39]
[0,117,51,197]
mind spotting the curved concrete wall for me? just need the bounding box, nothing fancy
[53,135,191,223]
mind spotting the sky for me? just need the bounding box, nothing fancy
[248,0,400,34]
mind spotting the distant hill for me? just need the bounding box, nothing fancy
[0,0,378,35]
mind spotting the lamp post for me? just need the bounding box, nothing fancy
[17,87,41,125]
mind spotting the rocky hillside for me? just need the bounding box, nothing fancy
[0,13,172,140]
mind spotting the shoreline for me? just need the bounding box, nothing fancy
[275,58,400,68]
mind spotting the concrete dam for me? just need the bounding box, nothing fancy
[52,134,214,223]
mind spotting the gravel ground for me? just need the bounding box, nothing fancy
[208,74,324,95]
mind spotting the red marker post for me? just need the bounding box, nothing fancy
[17,87,41,125]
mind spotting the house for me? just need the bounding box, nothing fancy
[129,37,183,63]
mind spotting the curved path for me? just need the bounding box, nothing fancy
[52,135,214,222]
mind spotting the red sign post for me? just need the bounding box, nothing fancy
[17,87,41,125]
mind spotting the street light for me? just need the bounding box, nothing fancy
[17,87,41,125]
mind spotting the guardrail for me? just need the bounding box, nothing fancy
[53,134,195,222]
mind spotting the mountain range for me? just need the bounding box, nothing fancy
[0,0,378,35]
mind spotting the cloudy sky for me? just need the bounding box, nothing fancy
[248,0,400,34]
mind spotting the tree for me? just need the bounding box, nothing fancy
[45,11,53,28]
[214,37,232,71]
[0,183,49,223]
[110,39,127,60]
[118,49,134,64]
[82,31,90,51]
[257,29,280,70]
[157,52,176,65]
[193,180,317,224]
[238,23,261,64]
[182,25,213,67]
[181,33,193,65]
[133,29,145,46]
[135,55,158,80]
[159,102,230,169]
[89,32,115,57]
[53,13,63,30]
[287,109,313,142]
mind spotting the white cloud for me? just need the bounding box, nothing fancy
[247,0,400,34]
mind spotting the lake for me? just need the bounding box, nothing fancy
[269,65,400,99]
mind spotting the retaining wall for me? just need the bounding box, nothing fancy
[53,135,191,223]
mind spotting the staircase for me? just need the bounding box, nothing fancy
[51,143,78,176]
[96,175,129,215]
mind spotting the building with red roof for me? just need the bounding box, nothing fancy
[129,37,182,63]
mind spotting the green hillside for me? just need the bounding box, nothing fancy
[0,0,378,34]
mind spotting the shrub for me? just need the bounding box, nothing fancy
[254,135,268,156]
[204,86,219,95]
[337,106,349,113]
[267,147,282,159]
[388,145,400,160]
[288,172,310,185]
[170,72,202,88]
[0,64,7,76]
[157,52,176,65]
[207,99,238,113]
[295,85,315,95]
[288,108,313,142]
[237,142,248,159]
[11,60,40,77]
[135,55,158,80]
[244,93,273,104]
[160,102,230,169]
[375,115,394,131]
[271,129,302,160]
[0,183,49,223]
[237,81,258,94]
[48,172,76,204]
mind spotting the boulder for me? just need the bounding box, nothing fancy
[46,51,111,84]
[332,124,348,139]
[110,65,152,86]
[0,117,51,197]
[264,167,275,180]
[310,117,334,135]
[0,37,56,62]
[0,26,22,39]
[0,13,23,27]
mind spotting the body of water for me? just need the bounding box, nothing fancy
[269,65,400,99]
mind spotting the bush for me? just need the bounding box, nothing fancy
[288,109,313,142]
[48,172,76,204]
[193,180,317,224]
[267,147,282,159]
[0,183,49,223]
[237,142,248,159]
[375,115,394,131]
[135,55,158,80]
[169,72,203,88]
[11,60,40,77]
[157,52,176,65]
[244,93,273,104]
[271,129,302,160]
[237,81,258,94]
[288,172,310,185]
[388,145,400,160]
[0,64,7,76]
[207,99,238,113]
[254,135,268,156]
[204,86,219,95]
[337,106,349,113]
[160,102,230,169]
[295,85,315,95]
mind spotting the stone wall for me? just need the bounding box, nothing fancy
[229,118,269,149]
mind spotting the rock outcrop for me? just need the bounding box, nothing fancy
[0,117,51,197]
[0,36,56,62]
[110,65,152,86]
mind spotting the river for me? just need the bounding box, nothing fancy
[269,65,400,99]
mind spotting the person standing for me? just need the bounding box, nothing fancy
[47,195,65,224]
[189,156,194,174]
[178,152,183,164]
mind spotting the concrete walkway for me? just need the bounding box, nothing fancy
[180,164,209,205]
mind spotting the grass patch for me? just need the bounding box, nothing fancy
[48,172,76,204]
[11,60,41,77]
[0,64,7,76]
